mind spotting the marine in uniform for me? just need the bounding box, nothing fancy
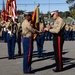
[6,16,17,59]
[0,23,2,39]
[69,25,73,40]
[15,18,22,56]
[64,24,70,40]
[36,19,45,57]
[22,13,40,73]
[45,21,52,40]
[72,24,75,40]
[1,21,6,41]
[44,11,65,72]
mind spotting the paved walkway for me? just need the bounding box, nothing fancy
[0,41,75,75]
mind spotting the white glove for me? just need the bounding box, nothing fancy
[8,30,11,34]
[4,28,6,31]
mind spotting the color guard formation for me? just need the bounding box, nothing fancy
[0,10,75,74]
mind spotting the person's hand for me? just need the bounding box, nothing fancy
[40,29,45,33]
[38,31,43,33]
[44,28,49,31]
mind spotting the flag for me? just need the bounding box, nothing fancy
[6,0,17,21]
[32,5,39,39]
[6,0,11,20]
[32,5,39,29]
[11,0,17,21]
[1,0,5,21]
[8,0,12,5]
[6,0,11,15]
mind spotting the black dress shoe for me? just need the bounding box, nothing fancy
[18,54,21,56]
[18,53,21,56]
[38,56,41,58]
[38,55,44,58]
[12,57,16,59]
[8,58,12,60]
[53,69,63,72]
[24,71,34,74]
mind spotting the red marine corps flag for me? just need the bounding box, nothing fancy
[31,4,40,39]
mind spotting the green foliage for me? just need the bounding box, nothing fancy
[66,0,75,19]
[66,0,75,4]
[70,9,75,19]
[17,10,24,15]
[64,18,72,23]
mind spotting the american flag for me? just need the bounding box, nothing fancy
[6,0,17,21]
[11,0,17,21]
[6,0,11,18]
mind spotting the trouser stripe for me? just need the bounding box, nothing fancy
[27,38,32,72]
[58,36,62,70]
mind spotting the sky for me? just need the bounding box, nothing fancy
[0,0,70,13]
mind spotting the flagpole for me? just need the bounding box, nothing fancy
[4,0,5,21]
[49,0,50,11]
[2,0,5,21]
[34,0,36,9]
[49,0,50,21]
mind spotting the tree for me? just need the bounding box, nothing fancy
[58,11,70,18]
[64,11,71,18]
[17,10,24,15]
[66,0,75,4]
[66,0,75,11]
[66,0,75,19]
[70,9,75,19]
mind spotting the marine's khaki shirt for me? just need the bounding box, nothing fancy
[1,23,6,27]
[22,19,38,38]
[65,25,70,31]
[17,22,22,32]
[72,25,75,31]
[17,23,21,29]
[49,17,65,33]
[69,25,73,31]
[6,22,11,29]
[39,22,44,31]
